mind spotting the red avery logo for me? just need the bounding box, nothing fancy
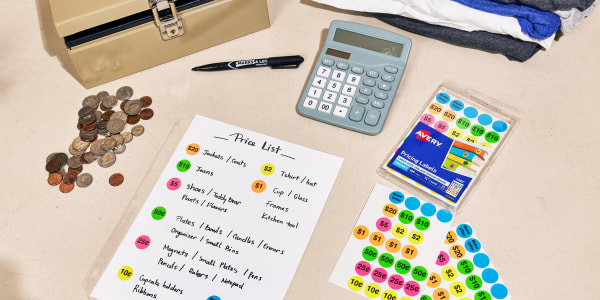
[415,129,443,147]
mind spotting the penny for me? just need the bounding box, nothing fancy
[97,91,109,101]
[46,152,68,166]
[45,159,61,173]
[140,96,152,107]
[82,121,97,131]
[98,151,116,168]
[68,166,83,176]
[102,95,118,109]
[127,114,140,124]
[111,111,128,123]
[140,108,154,120]
[78,107,96,125]
[123,99,142,116]
[107,119,125,134]
[83,152,97,163]
[72,137,90,152]
[79,127,98,142]
[59,182,74,193]
[122,132,133,143]
[120,100,128,111]
[100,137,117,151]
[63,172,77,185]
[109,173,124,186]
[90,140,105,156]
[97,120,108,129]
[114,144,126,154]
[131,125,145,136]
[102,110,115,121]
[47,172,63,186]
[112,134,124,146]
[95,110,102,122]
[67,155,83,169]
[82,95,99,109]
[116,86,134,101]
[76,173,93,188]
[69,144,85,156]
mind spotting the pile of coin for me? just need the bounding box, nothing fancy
[45,86,154,193]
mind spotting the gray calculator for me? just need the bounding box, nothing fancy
[297,20,411,135]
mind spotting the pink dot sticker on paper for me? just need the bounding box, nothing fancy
[135,235,151,249]
[355,261,372,276]
[167,178,181,190]
[436,251,449,266]
[421,114,435,126]
[376,217,392,232]
[371,268,388,283]
[434,121,449,133]
[404,281,421,296]
[388,274,405,290]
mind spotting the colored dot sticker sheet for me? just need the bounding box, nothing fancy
[329,183,455,300]
[423,222,511,300]
[90,115,343,300]
[383,86,514,209]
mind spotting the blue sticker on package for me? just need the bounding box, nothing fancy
[386,122,472,203]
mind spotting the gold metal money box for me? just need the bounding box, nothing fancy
[48,0,270,88]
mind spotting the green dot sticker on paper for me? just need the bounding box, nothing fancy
[151,206,167,220]
[411,266,428,281]
[470,125,485,137]
[378,253,395,268]
[177,159,191,172]
[485,131,500,143]
[398,210,415,224]
[475,290,492,300]
[415,216,431,230]
[457,259,474,275]
[466,274,483,290]
[362,246,379,261]
[456,117,471,129]
[395,259,411,275]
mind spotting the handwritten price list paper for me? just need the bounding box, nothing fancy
[330,183,454,299]
[91,115,343,300]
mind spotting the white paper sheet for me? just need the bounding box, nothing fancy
[91,115,343,300]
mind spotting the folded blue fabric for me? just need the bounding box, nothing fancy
[452,0,561,39]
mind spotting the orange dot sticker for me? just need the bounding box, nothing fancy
[429,103,443,114]
[370,232,385,247]
[186,143,200,155]
[449,245,466,259]
[408,231,424,245]
[448,128,463,139]
[427,273,442,288]
[393,224,408,239]
[353,225,370,240]
[385,238,401,253]
[251,180,266,193]
[401,245,418,259]
[433,288,450,300]
[117,266,133,281]
[445,231,457,244]
[442,110,457,122]
[383,204,399,217]
[464,136,478,144]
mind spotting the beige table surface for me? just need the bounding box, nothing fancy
[2,1,599,299]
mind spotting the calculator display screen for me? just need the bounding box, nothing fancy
[326,48,351,59]
[333,29,403,57]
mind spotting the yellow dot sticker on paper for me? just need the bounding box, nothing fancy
[260,163,275,175]
[442,266,458,281]
[381,290,398,300]
[117,266,133,281]
[365,283,381,298]
[448,128,463,139]
[408,231,424,245]
[464,136,478,144]
[393,224,408,239]
[450,281,467,297]
[348,276,365,292]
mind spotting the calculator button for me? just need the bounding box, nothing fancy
[322,91,338,103]
[378,83,391,91]
[359,87,373,96]
[336,62,349,70]
[351,66,364,74]
[312,76,326,88]
[362,78,376,87]
[374,91,388,100]
[382,74,395,82]
[317,66,331,78]
[347,74,361,85]
[366,70,379,78]
[333,106,348,118]
[338,95,352,107]
[303,97,318,109]
[371,99,385,109]
[322,58,334,66]
[332,70,347,81]
[318,102,333,113]
[342,84,357,96]
[365,110,381,126]
[355,96,369,104]
[384,65,399,74]
[349,105,365,122]
[308,87,322,98]
[327,81,342,92]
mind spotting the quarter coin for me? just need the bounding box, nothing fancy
[96,91,109,101]
[107,119,125,134]
[123,99,142,116]
[111,111,128,123]
[116,86,134,101]
[98,151,116,168]
[82,95,99,109]
[100,137,117,151]
[102,95,118,109]
[90,140,105,156]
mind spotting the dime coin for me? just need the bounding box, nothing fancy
[72,137,90,152]
[83,152,97,163]
[131,125,144,136]
[90,141,106,156]
[116,86,134,101]
[82,95,99,109]
[59,182,74,193]
[114,144,126,154]
[63,172,77,185]
[96,91,109,101]
[140,108,154,120]
[67,155,83,169]
[140,96,152,107]
[107,119,125,134]
[111,111,128,123]
[100,137,117,151]
[123,99,142,116]
[112,134,124,146]
[45,159,61,173]
[102,110,115,121]
[69,144,85,156]
[127,114,140,124]
[47,172,63,186]
[76,173,93,188]
[122,132,133,143]
[109,173,124,186]
[98,151,116,168]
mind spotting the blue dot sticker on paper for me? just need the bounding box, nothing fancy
[389,191,405,204]
[473,253,490,268]
[482,268,499,284]
[465,238,481,253]
[420,202,436,217]
[207,296,221,300]
[464,106,478,118]
[437,92,451,104]
[405,197,421,210]
[492,120,508,132]
[491,283,509,299]
[450,100,464,111]
[436,209,453,223]
[478,114,493,126]
[456,224,473,238]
